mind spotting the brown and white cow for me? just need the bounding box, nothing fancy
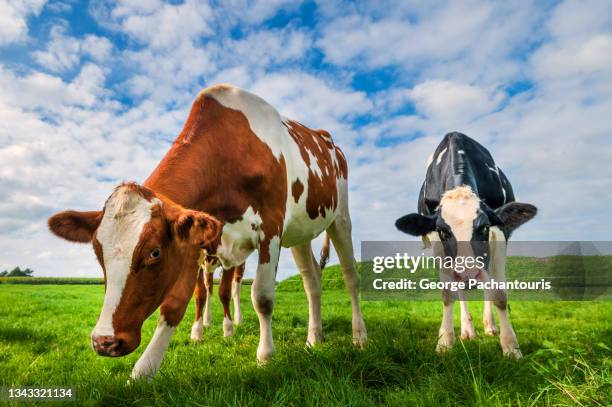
[48,84,367,379]
[190,259,245,340]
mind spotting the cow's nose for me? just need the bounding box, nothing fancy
[91,335,124,357]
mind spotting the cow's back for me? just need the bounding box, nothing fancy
[197,85,346,248]
[419,132,514,215]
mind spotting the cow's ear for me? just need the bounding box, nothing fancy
[494,202,537,232]
[172,209,222,253]
[395,213,437,236]
[48,210,103,243]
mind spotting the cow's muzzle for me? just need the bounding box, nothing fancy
[91,334,129,357]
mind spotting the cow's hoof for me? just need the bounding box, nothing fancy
[306,327,324,347]
[460,326,477,340]
[190,320,203,341]
[484,327,498,336]
[352,318,368,348]
[484,321,498,336]
[503,347,523,359]
[223,317,234,337]
[436,331,455,353]
[256,348,274,366]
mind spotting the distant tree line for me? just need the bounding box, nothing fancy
[0,267,34,277]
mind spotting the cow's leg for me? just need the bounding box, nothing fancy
[190,267,206,341]
[219,267,235,337]
[291,241,323,346]
[437,287,456,352]
[487,234,521,358]
[203,270,213,326]
[131,268,196,380]
[458,291,476,340]
[232,264,244,325]
[327,215,367,348]
[494,293,521,358]
[251,236,281,363]
[483,300,498,336]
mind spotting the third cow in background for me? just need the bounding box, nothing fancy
[395,132,537,358]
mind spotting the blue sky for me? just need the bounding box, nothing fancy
[1,0,611,278]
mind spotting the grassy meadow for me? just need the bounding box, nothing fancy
[0,265,611,406]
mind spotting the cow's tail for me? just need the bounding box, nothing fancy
[319,232,331,270]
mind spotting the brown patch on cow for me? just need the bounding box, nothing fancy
[284,120,346,219]
[145,94,287,264]
[218,267,234,318]
[233,263,245,283]
[291,179,304,203]
[254,295,274,316]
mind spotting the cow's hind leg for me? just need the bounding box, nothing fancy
[327,215,367,347]
[190,267,206,341]
[291,241,323,346]
[232,264,244,325]
[219,267,235,337]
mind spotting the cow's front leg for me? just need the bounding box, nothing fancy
[251,237,280,363]
[132,269,196,380]
[203,270,214,326]
[483,300,498,336]
[190,267,206,341]
[232,264,245,325]
[494,292,522,358]
[219,267,235,337]
[131,317,176,380]
[437,288,456,352]
[459,294,476,340]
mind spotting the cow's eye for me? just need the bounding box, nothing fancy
[150,248,161,260]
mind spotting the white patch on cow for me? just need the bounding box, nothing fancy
[426,153,434,167]
[501,187,506,203]
[93,187,158,338]
[436,147,447,165]
[439,186,480,241]
[307,149,323,177]
[458,149,465,155]
[131,317,175,380]
[202,84,284,159]
[216,206,263,269]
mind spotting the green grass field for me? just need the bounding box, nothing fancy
[0,266,611,406]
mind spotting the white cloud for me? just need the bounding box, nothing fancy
[0,0,46,45]
[409,80,504,122]
[32,25,113,72]
[112,0,213,49]
[1,0,612,280]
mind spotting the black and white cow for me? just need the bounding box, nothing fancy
[395,132,537,358]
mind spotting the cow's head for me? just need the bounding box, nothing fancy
[47,183,221,357]
[395,186,536,279]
